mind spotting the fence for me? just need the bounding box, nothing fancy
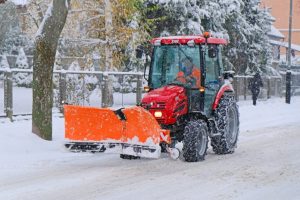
[0,69,143,121]
[233,75,283,101]
[1,69,298,121]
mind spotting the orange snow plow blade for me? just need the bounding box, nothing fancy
[64,105,170,158]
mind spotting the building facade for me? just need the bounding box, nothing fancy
[262,0,300,45]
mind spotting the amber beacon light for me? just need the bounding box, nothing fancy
[203,32,211,39]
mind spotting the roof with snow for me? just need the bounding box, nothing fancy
[268,25,285,39]
[270,40,300,52]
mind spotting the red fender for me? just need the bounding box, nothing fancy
[212,84,234,110]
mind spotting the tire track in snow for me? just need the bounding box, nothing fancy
[1,124,300,200]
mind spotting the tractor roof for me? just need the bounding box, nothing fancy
[150,35,227,45]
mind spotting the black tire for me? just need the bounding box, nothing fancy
[211,94,239,154]
[183,120,208,162]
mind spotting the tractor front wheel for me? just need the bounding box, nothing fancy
[211,94,239,154]
[183,120,208,162]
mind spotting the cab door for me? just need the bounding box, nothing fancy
[204,45,222,115]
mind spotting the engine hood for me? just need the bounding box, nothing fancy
[142,85,185,102]
[141,85,188,125]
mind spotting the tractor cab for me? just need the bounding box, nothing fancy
[143,35,228,118]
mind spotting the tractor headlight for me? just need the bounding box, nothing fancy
[144,86,150,92]
[154,111,163,118]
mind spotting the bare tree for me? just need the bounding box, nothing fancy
[32,0,70,140]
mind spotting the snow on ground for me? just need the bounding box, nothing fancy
[0,97,300,200]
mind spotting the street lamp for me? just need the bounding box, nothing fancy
[286,0,293,104]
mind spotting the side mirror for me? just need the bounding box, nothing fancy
[136,45,144,59]
[223,70,235,79]
[208,47,217,58]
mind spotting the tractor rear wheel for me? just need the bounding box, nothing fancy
[183,120,208,162]
[211,94,239,154]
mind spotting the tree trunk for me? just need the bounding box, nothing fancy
[32,0,69,140]
[105,0,114,107]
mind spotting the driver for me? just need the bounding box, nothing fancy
[176,57,201,87]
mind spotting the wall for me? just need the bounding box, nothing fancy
[262,0,300,53]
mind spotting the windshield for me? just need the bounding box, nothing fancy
[149,45,201,88]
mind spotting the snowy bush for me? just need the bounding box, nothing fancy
[66,61,98,105]
[0,55,10,69]
[112,75,121,92]
[122,75,134,93]
[53,89,60,108]
[0,55,10,81]
[111,74,139,94]
[52,51,63,107]
[0,1,19,54]
[13,48,32,87]
[122,75,137,93]
[15,48,29,69]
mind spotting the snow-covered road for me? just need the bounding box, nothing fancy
[0,97,300,200]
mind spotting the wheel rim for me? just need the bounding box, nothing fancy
[197,129,207,156]
[226,106,238,144]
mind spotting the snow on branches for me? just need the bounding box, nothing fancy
[144,0,273,74]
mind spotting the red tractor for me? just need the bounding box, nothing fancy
[64,34,239,162]
[140,34,239,161]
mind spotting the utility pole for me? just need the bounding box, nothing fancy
[286,0,293,104]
